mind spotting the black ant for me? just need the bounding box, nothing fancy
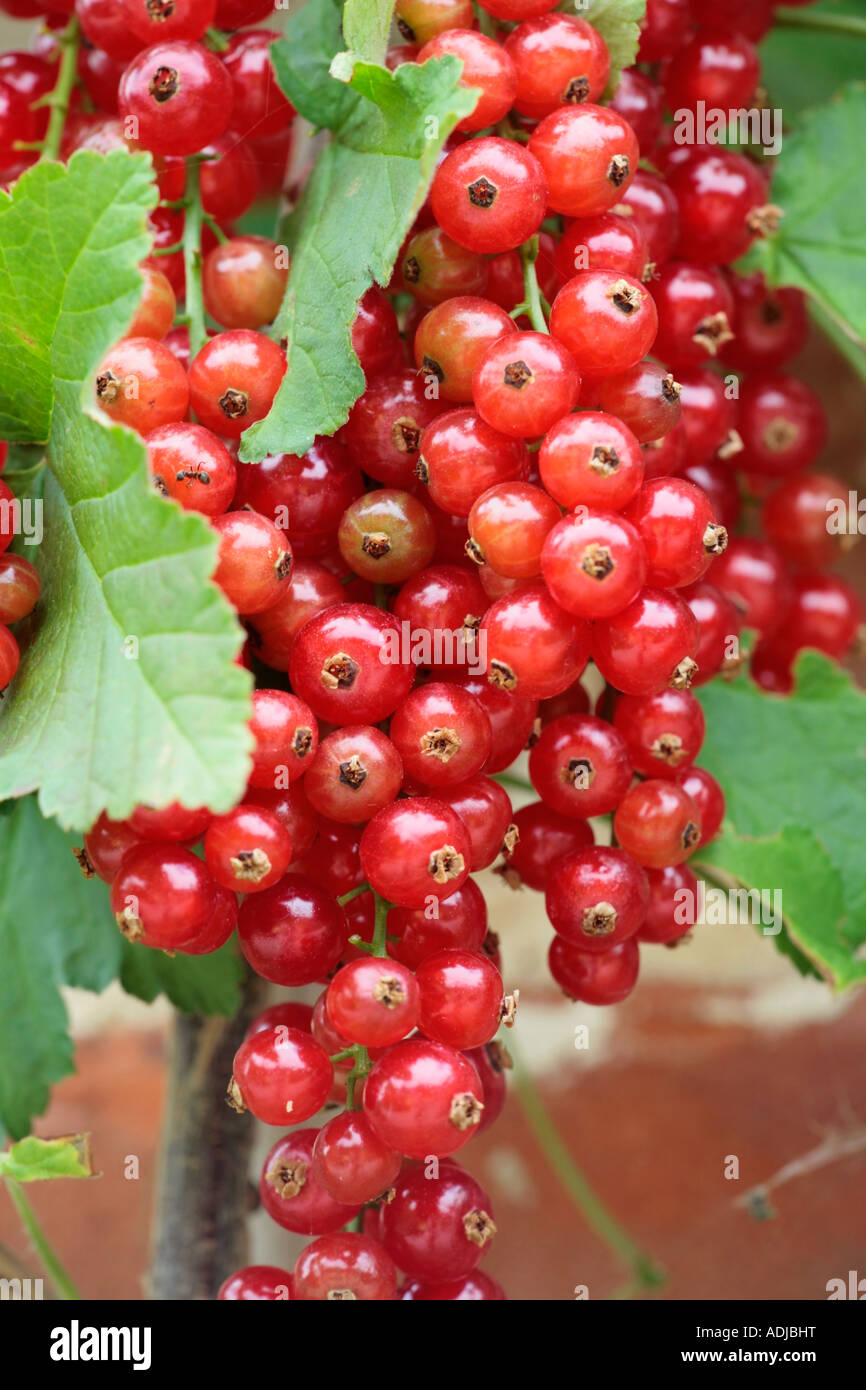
[176,465,210,488]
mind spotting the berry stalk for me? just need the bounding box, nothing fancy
[182,158,207,362]
[509,1038,665,1297]
[4,1179,80,1299]
[39,16,80,165]
[519,235,550,335]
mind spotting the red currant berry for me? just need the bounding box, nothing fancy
[399,225,489,305]
[592,587,700,695]
[675,366,737,466]
[608,65,664,152]
[229,1025,332,1125]
[292,1233,397,1302]
[482,584,590,699]
[737,372,827,477]
[711,537,791,635]
[400,1270,506,1300]
[771,572,863,663]
[146,422,236,516]
[126,802,210,842]
[504,14,610,120]
[0,551,39,624]
[546,845,648,951]
[218,1266,292,1300]
[719,271,808,372]
[435,775,514,871]
[529,104,638,218]
[651,261,734,367]
[761,473,850,571]
[539,411,643,510]
[418,30,517,131]
[248,688,318,788]
[344,370,445,488]
[504,800,593,891]
[211,509,292,615]
[668,148,770,266]
[529,712,631,818]
[118,40,232,155]
[380,1161,495,1278]
[238,874,348,985]
[596,362,681,445]
[236,437,364,559]
[431,137,548,255]
[637,0,693,63]
[289,603,415,725]
[541,509,647,619]
[390,682,492,789]
[188,329,286,439]
[260,1129,360,1234]
[110,842,218,949]
[554,211,650,286]
[360,797,471,909]
[338,488,436,584]
[637,864,696,944]
[550,269,657,378]
[616,168,680,267]
[674,765,725,846]
[394,0,474,44]
[468,481,560,580]
[202,235,288,331]
[326,957,419,1049]
[473,330,581,439]
[312,1111,402,1205]
[664,30,760,114]
[128,265,175,341]
[222,28,296,140]
[352,286,402,380]
[204,803,292,893]
[613,687,705,779]
[549,934,640,1004]
[416,949,505,1050]
[388,878,487,968]
[623,476,727,588]
[417,409,529,517]
[414,296,515,404]
[681,579,742,685]
[81,813,143,884]
[364,1039,484,1158]
[245,1001,315,1040]
[613,777,702,868]
[94,337,188,436]
[304,725,403,824]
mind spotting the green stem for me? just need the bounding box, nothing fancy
[338,882,372,906]
[345,1045,371,1110]
[202,211,229,245]
[40,16,80,163]
[519,236,549,335]
[509,1041,665,1296]
[775,6,866,38]
[182,159,207,362]
[5,1180,80,1300]
[371,891,390,956]
[493,772,534,794]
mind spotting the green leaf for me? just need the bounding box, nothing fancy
[0,796,242,1141]
[761,2,866,120]
[695,653,866,990]
[243,1,475,461]
[269,0,358,129]
[695,828,841,986]
[741,85,866,351]
[0,151,253,831]
[576,0,647,98]
[0,1134,93,1183]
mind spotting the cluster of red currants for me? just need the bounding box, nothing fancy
[0,0,858,1302]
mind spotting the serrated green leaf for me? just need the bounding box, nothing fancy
[761,1,866,120]
[0,796,242,1141]
[695,653,866,990]
[243,4,475,461]
[0,1134,92,1182]
[118,936,243,1015]
[574,0,647,99]
[0,151,253,831]
[270,0,359,129]
[742,85,866,348]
